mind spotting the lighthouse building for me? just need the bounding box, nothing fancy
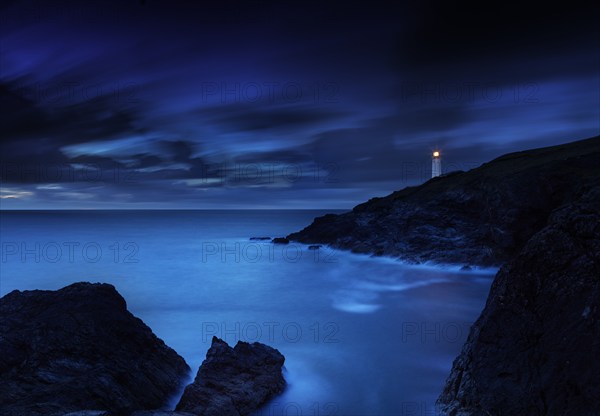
[432,151,441,178]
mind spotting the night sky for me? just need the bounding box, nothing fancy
[1,0,598,209]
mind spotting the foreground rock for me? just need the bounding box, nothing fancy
[288,136,600,266]
[437,184,600,415]
[0,282,190,415]
[271,237,289,244]
[176,337,286,416]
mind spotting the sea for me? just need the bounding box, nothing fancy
[0,210,496,416]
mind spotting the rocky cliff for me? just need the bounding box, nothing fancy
[0,282,190,415]
[437,183,600,415]
[289,135,600,414]
[0,283,287,416]
[176,337,286,416]
[288,136,600,267]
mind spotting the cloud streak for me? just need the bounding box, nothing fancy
[1,0,598,209]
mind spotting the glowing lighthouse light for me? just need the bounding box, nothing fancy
[432,150,442,178]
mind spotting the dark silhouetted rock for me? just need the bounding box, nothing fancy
[271,237,289,244]
[176,337,286,416]
[249,237,271,241]
[288,136,600,266]
[0,282,190,415]
[437,185,600,415]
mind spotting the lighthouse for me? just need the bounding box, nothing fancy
[432,150,441,178]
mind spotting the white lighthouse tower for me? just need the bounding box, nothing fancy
[432,150,442,178]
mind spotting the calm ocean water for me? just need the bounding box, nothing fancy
[0,210,495,415]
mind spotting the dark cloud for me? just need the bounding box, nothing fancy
[0,0,598,208]
[391,106,471,136]
[198,103,347,133]
[0,80,143,148]
[394,1,600,70]
[159,140,194,162]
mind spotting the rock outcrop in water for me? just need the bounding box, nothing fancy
[271,237,290,244]
[437,184,600,415]
[0,282,191,415]
[176,337,286,416]
[0,283,288,415]
[288,136,600,266]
